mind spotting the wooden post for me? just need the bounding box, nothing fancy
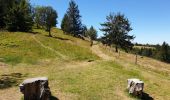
[135,53,138,64]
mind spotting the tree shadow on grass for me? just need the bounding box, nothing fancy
[53,36,70,41]
[50,95,59,100]
[140,92,154,100]
[45,35,70,41]
[0,73,26,89]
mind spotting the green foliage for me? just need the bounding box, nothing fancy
[131,42,170,63]
[81,25,87,36]
[34,6,58,37]
[64,0,83,36]
[5,0,33,31]
[34,6,44,28]
[61,14,70,33]
[0,0,14,28]
[85,26,97,46]
[100,13,135,52]
[159,42,170,62]
[44,6,58,36]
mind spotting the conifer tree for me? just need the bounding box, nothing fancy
[159,42,170,62]
[100,13,135,52]
[61,14,69,33]
[6,0,33,31]
[66,0,82,36]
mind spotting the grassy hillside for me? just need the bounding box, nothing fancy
[0,28,170,100]
[0,29,98,65]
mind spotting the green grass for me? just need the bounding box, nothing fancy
[0,28,170,100]
[0,29,99,65]
[35,34,98,61]
[0,32,57,65]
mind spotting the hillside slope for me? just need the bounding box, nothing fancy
[0,28,170,100]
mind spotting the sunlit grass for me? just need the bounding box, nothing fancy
[0,28,169,100]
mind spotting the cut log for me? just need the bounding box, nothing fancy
[19,77,51,100]
[127,78,144,96]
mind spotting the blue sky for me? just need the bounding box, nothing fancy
[30,0,170,44]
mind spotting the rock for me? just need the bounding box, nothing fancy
[127,78,144,96]
[19,77,51,100]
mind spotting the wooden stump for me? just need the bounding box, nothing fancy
[19,77,51,100]
[127,78,144,97]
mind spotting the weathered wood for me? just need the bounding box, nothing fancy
[135,53,138,64]
[127,78,144,96]
[19,77,51,100]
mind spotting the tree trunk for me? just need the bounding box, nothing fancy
[115,45,118,53]
[135,53,138,64]
[36,24,39,29]
[90,40,93,47]
[48,27,52,37]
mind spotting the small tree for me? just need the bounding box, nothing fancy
[86,26,97,46]
[34,6,42,28]
[34,6,58,37]
[81,25,87,37]
[100,13,135,52]
[44,6,58,37]
[61,14,70,33]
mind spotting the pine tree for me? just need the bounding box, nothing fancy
[61,14,69,33]
[159,42,170,63]
[100,13,135,52]
[0,0,17,29]
[0,0,7,28]
[66,0,82,36]
[6,0,33,32]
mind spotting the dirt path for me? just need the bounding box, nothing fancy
[32,35,68,59]
[91,44,114,61]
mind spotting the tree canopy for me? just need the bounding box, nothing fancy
[61,14,70,33]
[100,13,135,52]
[34,6,58,37]
[85,26,97,46]
[61,0,83,36]
[0,0,33,31]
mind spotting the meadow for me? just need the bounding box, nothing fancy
[0,28,169,100]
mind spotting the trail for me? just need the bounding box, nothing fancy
[32,35,68,59]
[91,44,115,61]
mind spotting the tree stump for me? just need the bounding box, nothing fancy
[19,77,51,100]
[127,78,144,97]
